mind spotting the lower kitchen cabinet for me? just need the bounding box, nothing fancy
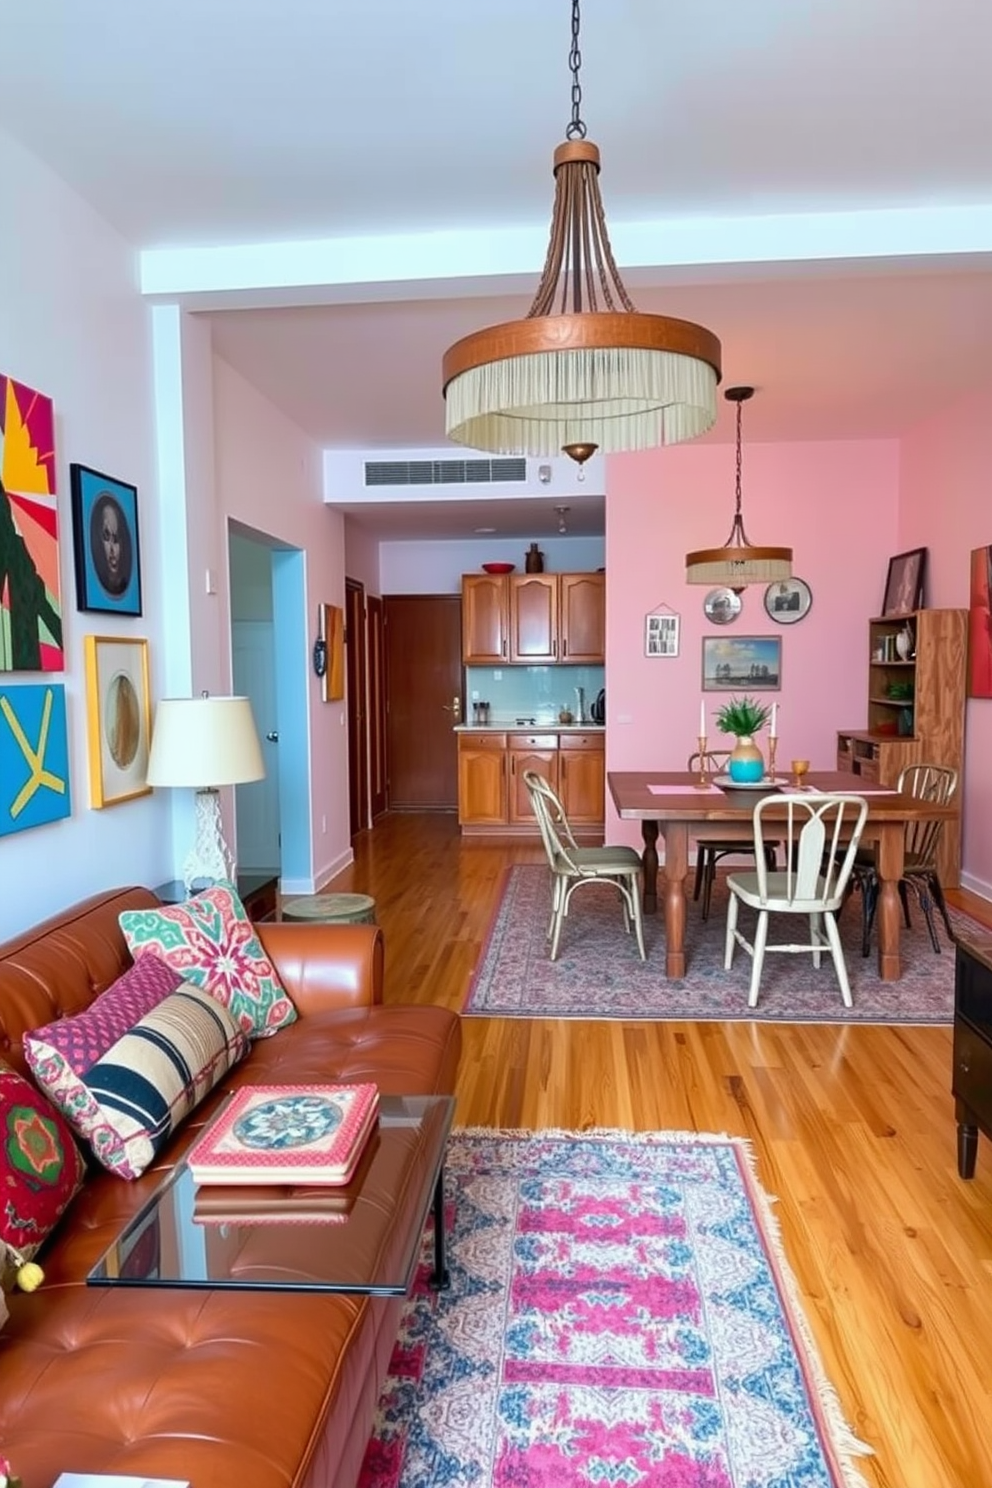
[559,734,606,825]
[458,731,604,835]
[457,732,507,825]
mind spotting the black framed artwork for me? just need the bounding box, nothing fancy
[764,577,813,625]
[881,547,926,619]
[70,463,142,616]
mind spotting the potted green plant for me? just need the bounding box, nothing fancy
[715,695,771,782]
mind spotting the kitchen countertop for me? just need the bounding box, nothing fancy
[454,722,604,733]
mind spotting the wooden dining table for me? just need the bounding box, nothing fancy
[607,770,959,982]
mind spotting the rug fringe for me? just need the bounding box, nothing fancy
[450,1125,874,1487]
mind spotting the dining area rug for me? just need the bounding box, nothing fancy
[464,864,966,1023]
[358,1128,871,1487]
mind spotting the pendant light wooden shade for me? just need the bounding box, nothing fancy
[442,9,722,457]
[685,386,793,586]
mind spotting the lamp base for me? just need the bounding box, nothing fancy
[182,788,234,895]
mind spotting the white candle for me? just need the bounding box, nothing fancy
[699,700,706,738]
[770,703,778,738]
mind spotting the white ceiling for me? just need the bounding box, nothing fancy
[3,0,992,539]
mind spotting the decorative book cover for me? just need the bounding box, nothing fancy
[187,1083,379,1186]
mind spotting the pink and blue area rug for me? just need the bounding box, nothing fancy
[465,864,962,1022]
[359,1129,870,1488]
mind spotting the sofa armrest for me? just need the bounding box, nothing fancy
[255,921,383,1015]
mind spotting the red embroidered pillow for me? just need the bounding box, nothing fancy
[1,1064,86,1261]
[119,883,297,1038]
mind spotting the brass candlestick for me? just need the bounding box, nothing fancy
[767,735,778,781]
[697,735,708,787]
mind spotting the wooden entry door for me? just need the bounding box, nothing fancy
[345,578,368,837]
[367,594,387,821]
[385,595,462,809]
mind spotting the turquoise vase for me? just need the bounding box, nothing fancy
[728,734,765,782]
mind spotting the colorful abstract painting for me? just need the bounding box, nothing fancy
[0,682,71,836]
[968,544,992,699]
[0,374,63,672]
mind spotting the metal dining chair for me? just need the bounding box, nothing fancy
[523,770,646,962]
[687,749,778,920]
[724,793,869,1008]
[848,762,958,955]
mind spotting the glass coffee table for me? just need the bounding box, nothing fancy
[88,1094,455,1296]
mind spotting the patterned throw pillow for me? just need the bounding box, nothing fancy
[26,983,249,1180]
[1,1064,86,1259]
[118,884,297,1038]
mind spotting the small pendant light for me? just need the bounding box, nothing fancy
[684,386,793,587]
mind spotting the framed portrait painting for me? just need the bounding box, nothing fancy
[881,547,926,619]
[702,635,782,692]
[84,635,152,807]
[71,464,142,616]
[763,577,813,625]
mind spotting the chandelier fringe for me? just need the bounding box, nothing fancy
[446,346,718,455]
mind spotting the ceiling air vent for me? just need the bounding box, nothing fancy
[364,457,527,487]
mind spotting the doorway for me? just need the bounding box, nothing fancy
[384,594,462,810]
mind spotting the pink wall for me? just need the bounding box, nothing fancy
[900,388,992,896]
[605,438,899,851]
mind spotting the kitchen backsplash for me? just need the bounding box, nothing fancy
[465,664,605,723]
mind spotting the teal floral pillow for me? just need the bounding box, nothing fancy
[119,884,297,1038]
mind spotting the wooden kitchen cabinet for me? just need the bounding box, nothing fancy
[509,574,558,662]
[462,571,605,664]
[560,573,605,663]
[458,730,603,835]
[559,732,606,824]
[461,574,508,663]
[507,734,558,822]
[457,732,507,825]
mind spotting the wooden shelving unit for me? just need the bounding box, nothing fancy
[837,608,967,886]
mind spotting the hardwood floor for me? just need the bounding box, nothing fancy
[325,812,992,1488]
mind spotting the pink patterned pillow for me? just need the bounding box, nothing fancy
[118,884,297,1038]
[27,956,184,1075]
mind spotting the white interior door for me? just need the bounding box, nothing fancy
[232,619,281,873]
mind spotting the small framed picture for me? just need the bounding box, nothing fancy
[881,547,927,618]
[763,577,812,625]
[702,634,781,692]
[645,611,680,657]
[83,635,152,807]
[703,587,742,626]
[71,464,142,616]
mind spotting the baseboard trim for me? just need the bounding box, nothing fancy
[960,870,992,904]
[313,846,355,893]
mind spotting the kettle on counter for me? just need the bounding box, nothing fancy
[590,688,606,725]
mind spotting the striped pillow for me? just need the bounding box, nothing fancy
[26,984,248,1180]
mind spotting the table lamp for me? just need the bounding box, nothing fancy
[146,694,265,894]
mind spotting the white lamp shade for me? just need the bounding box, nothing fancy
[147,696,265,788]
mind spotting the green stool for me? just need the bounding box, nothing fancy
[282,892,377,926]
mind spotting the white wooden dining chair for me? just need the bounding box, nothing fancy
[724,792,869,1008]
[523,770,647,962]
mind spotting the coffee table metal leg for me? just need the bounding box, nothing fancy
[428,1164,450,1290]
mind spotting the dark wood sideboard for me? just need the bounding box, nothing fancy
[953,933,992,1178]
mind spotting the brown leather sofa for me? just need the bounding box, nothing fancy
[0,887,462,1488]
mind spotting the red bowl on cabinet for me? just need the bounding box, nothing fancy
[481,562,515,574]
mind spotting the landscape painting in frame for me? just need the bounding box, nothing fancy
[0,374,63,671]
[702,635,782,691]
[0,682,71,837]
[968,544,992,698]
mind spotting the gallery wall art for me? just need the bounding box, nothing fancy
[70,463,142,616]
[968,544,992,699]
[0,682,71,836]
[0,374,64,672]
[84,634,152,807]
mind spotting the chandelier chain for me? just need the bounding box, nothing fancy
[735,399,743,517]
[566,0,586,140]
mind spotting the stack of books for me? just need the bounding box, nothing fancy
[187,1083,379,1188]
